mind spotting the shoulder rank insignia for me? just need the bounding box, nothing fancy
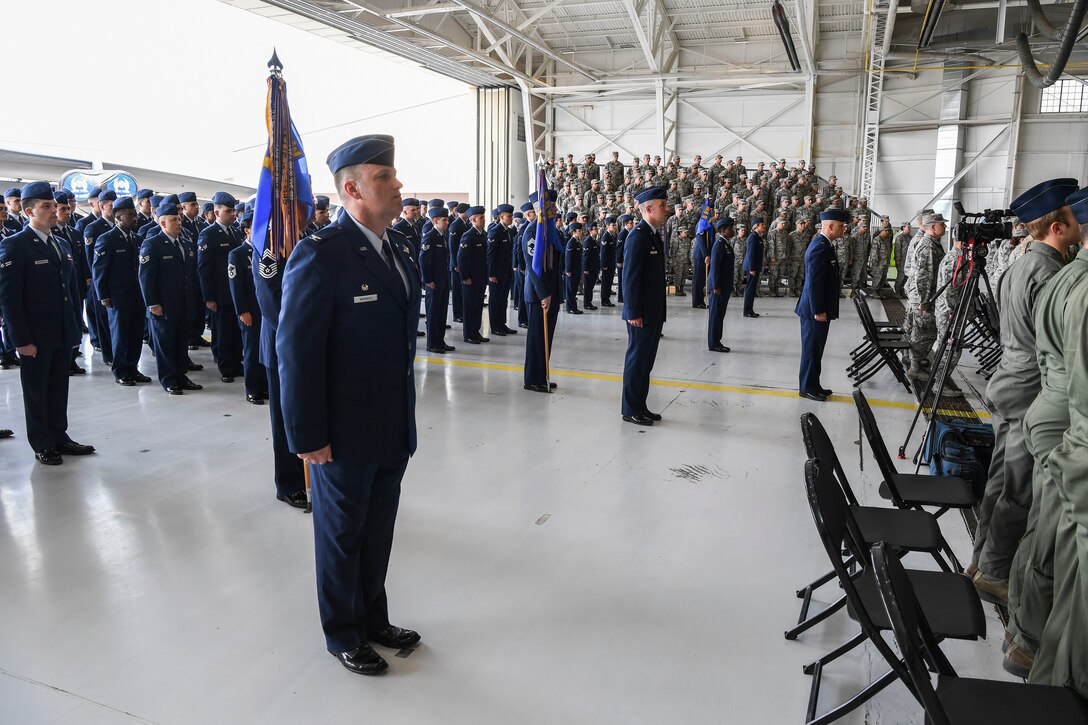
[139,255,150,265]
[199,243,208,251]
[227,263,236,279]
[258,248,277,280]
[95,250,106,257]
[422,244,430,251]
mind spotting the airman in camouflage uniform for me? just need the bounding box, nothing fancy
[765,217,789,297]
[732,224,748,296]
[868,225,893,293]
[604,152,625,188]
[582,153,600,181]
[787,218,811,297]
[892,222,912,298]
[905,211,948,379]
[832,231,850,296]
[847,219,871,294]
[932,238,971,396]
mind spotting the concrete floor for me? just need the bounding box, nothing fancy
[0,294,1013,725]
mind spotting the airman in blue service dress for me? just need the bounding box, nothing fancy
[457,206,489,343]
[522,190,561,393]
[83,190,117,365]
[0,182,95,465]
[278,134,422,676]
[92,196,149,385]
[616,214,634,303]
[51,190,88,375]
[197,192,244,382]
[227,210,268,405]
[795,209,847,401]
[419,206,454,353]
[514,202,534,327]
[486,204,517,336]
[621,186,668,426]
[448,203,468,323]
[564,223,584,313]
[252,207,308,510]
[138,202,202,396]
[706,217,735,352]
[742,217,765,317]
[582,221,601,310]
[599,216,618,307]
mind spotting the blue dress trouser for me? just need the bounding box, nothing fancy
[18,344,71,452]
[265,340,305,497]
[707,291,729,348]
[622,321,663,416]
[798,317,830,394]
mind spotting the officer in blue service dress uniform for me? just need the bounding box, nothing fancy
[514,201,534,327]
[564,223,584,314]
[92,196,149,386]
[83,190,116,365]
[742,217,766,318]
[457,206,489,343]
[621,186,668,426]
[278,134,423,676]
[138,201,203,396]
[198,192,245,382]
[706,216,735,352]
[448,203,468,323]
[227,210,268,405]
[522,190,561,393]
[253,204,308,511]
[486,204,517,336]
[599,216,618,307]
[0,182,95,465]
[419,206,454,353]
[795,208,848,401]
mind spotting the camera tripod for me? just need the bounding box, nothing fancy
[897,239,996,469]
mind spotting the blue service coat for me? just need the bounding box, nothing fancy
[600,231,617,268]
[227,242,260,317]
[448,216,467,272]
[708,235,736,291]
[277,220,420,464]
[795,233,840,320]
[486,224,514,281]
[522,221,561,303]
[197,222,241,306]
[419,229,449,288]
[742,230,764,275]
[138,233,197,322]
[0,227,81,350]
[582,234,601,274]
[92,226,144,310]
[621,220,666,324]
[457,226,487,284]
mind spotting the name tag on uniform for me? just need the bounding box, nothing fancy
[116,248,127,253]
[649,249,659,255]
[354,294,378,304]
[34,259,49,265]
[163,255,174,259]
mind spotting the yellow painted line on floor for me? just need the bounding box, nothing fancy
[415,355,990,419]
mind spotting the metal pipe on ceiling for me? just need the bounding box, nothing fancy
[1017,0,1088,87]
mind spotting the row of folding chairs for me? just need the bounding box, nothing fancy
[961,289,1002,379]
[848,291,912,392]
[786,390,1088,723]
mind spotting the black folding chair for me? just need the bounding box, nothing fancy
[854,389,976,518]
[787,413,964,642]
[871,541,1088,724]
[800,459,985,725]
[847,292,912,391]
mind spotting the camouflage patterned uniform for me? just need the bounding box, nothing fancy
[905,232,945,375]
[892,228,912,298]
[732,228,747,296]
[867,228,892,292]
[847,226,872,293]
[932,246,973,394]
[765,219,789,297]
[832,235,850,295]
[604,159,625,188]
[787,223,811,297]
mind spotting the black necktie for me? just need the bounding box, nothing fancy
[381,238,396,270]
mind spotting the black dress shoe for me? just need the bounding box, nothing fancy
[117,377,136,386]
[369,624,421,650]
[799,391,827,402]
[426,346,445,354]
[168,387,183,395]
[479,336,490,343]
[693,303,707,309]
[453,317,463,323]
[416,330,426,337]
[181,379,203,391]
[518,323,528,328]
[35,449,63,465]
[820,388,833,397]
[524,383,551,393]
[622,414,654,426]
[443,344,456,352]
[277,490,309,509]
[221,376,235,383]
[445,324,452,329]
[247,394,265,405]
[644,410,662,421]
[187,362,204,372]
[0,429,13,438]
[675,290,687,297]
[502,326,518,335]
[569,309,584,315]
[465,337,481,344]
[69,365,86,375]
[744,312,760,318]
[549,382,557,389]
[491,328,507,336]
[709,344,731,353]
[188,344,199,351]
[601,302,615,307]
[585,304,598,310]
[133,373,152,383]
[58,441,95,456]
[329,645,388,676]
